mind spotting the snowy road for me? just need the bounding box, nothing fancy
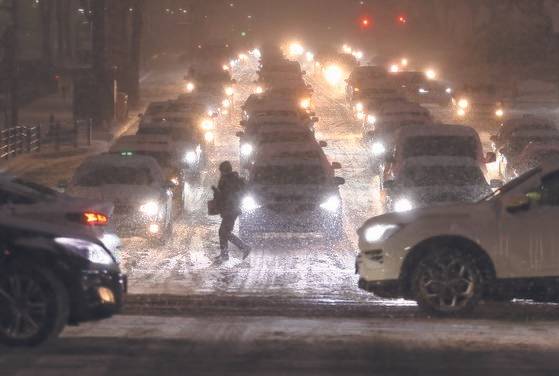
[3,61,559,375]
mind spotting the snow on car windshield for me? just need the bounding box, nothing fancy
[402,165,486,187]
[259,132,312,144]
[403,136,477,159]
[253,165,326,185]
[76,166,154,186]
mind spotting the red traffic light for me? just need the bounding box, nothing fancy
[397,14,407,24]
[359,16,372,30]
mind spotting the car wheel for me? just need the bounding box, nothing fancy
[411,248,483,316]
[0,264,69,347]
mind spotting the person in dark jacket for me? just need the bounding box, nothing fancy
[214,161,250,261]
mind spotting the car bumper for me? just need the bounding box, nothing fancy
[70,268,127,323]
[358,278,401,298]
[112,214,165,239]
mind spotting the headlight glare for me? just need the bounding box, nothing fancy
[240,143,253,156]
[241,196,260,212]
[139,201,159,216]
[320,195,340,212]
[364,224,400,243]
[394,198,413,212]
[55,237,113,265]
[371,142,386,156]
[184,151,197,164]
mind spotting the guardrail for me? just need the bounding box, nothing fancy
[0,119,93,161]
[0,126,41,160]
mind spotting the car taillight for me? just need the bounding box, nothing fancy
[83,212,108,226]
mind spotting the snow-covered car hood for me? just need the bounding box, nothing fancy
[67,184,162,206]
[360,201,484,232]
[395,184,491,205]
[249,184,337,204]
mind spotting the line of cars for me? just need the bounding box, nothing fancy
[237,47,346,240]
[349,63,559,314]
[63,62,235,244]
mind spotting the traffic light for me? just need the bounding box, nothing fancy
[359,16,372,30]
[397,14,407,25]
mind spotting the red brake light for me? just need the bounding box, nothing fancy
[83,212,108,226]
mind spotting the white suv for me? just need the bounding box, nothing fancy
[356,164,559,315]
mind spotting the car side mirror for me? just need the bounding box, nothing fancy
[236,131,245,138]
[334,176,345,186]
[319,140,328,148]
[57,180,68,192]
[485,152,496,163]
[331,162,342,170]
[490,179,504,189]
[505,195,531,214]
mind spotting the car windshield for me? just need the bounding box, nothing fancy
[76,166,154,186]
[258,132,311,144]
[402,165,486,187]
[403,136,477,159]
[253,165,326,185]
[481,167,542,201]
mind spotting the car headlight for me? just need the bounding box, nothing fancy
[355,102,364,112]
[55,237,113,265]
[186,82,195,93]
[458,98,469,109]
[201,119,214,130]
[225,87,234,96]
[457,108,466,117]
[371,142,386,156]
[356,112,365,120]
[394,198,413,212]
[255,86,264,94]
[241,195,260,212]
[139,201,159,216]
[354,87,360,92]
[204,131,214,142]
[222,99,231,108]
[320,195,341,212]
[364,224,400,243]
[495,109,504,118]
[240,143,253,156]
[300,98,311,109]
[184,151,197,164]
[367,114,376,124]
[418,88,428,94]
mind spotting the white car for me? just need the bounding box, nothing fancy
[66,153,174,243]
[0,173,121,257]
[356,163,559,315]
[237,125,320,169]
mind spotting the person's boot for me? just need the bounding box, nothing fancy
[214,249,229,263]
[242,245,251,260]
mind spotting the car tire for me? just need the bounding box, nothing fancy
[411,248,483,316]
[0,263,69,347]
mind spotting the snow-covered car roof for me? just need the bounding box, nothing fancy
[380,101,430,115]
[396,123,480,138]
[401,156,481,168]
[501,115,555,130]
